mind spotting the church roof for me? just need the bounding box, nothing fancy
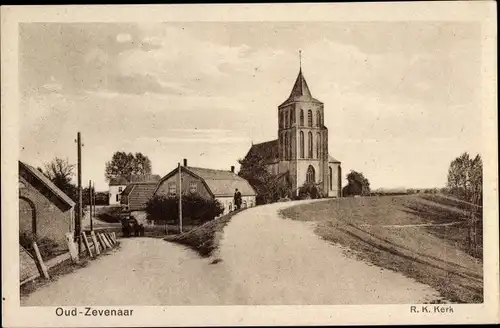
[280,69,323,107]
[328,155,341,163]
[244,139,279,164]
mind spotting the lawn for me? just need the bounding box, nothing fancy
[280,194,483,303]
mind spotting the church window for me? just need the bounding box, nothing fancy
[308,110,313,127]
[289,132,293,159]
[316,132,321,158]
[308,131,313,158]
[329,167,333,190]
[300,110,304,126]
[285,110,289,128]
[284,132,288,160]
[281,134,286,159]
[306,165,315,183]
[299,131,304,158]
[317,111,322,126]
[291,108,295,123]
[280,112,284,129]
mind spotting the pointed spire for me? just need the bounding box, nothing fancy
[299,50,302,71]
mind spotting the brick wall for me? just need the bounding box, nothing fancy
[18,175,73,252]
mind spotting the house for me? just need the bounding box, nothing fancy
[242,61,342,197]
[154,159,257,217]
[108,174,160,205]
[120,182,159,212]
[18,161,75,253]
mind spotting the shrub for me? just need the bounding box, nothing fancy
[298,182,320,200]
[96,206,124,223]
[146,193,224,225]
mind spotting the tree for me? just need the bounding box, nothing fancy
[447,152,482,204]
[42,157,78,201]
[238,153,292,203]
[343,170,370,196]
[105,151,152,183]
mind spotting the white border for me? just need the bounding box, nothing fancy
[1,2,498,326]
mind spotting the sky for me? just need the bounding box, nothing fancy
[19,22,482,191]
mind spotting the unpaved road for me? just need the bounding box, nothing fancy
[22,200,441,306]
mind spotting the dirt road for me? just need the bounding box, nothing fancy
[22,200,441,306]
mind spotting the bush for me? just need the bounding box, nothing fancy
[96,206,124,223]
[298,182,320,200]
[146,193,224,225]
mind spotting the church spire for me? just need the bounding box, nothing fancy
[299,50,302,72]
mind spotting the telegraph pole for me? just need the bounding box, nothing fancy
[76,132,82,254]
[178,162,183,233]
[88,180,93,231]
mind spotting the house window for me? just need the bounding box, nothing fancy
[300,110,304,126]
[308,110,313,127]
[168,182,177,196]
[308,132,313,158]
[116,194,119,202]
[300,131,304,159]
[229,202,233,212]
[118,187,123,193]
[189,182,197,193]
[243,200,247,208]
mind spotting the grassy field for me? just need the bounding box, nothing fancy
[280,194,483,303]
[164,209,244,258]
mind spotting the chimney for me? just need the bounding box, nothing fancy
[230,166,235,173]
[183,158,187,167]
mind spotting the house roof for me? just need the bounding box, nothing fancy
[280,69,323,107]
[156,166,257,198]
[185,167,257,197]
[120,182,158,211]
[19,161,76,207]
[328,155,341,163]
[109,174,161,186]
[245,139,279,164]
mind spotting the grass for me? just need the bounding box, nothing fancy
[164,209,244,258]
[280,194,483,303]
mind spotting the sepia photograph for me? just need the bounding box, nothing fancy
[2,2,498,327]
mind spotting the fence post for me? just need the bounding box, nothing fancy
[65,232,79,263]
[90,231,101,255]
[100,232,112,249]
[32,241,50,280]
[81,231,94,258]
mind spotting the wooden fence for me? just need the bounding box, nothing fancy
[20,229,119,286]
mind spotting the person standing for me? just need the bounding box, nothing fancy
[234,188,242,210]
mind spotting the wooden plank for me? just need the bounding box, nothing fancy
[105,232,115,246]
[90,231,101,255]
[32,241,50,280]
[96,233,107,250]
[81,231,93,258]
[99,232,111,249]
[111,232,117,244]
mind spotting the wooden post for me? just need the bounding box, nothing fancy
[90,231,100,255]
[105,233,114,246]
[32,241,50,280]
[76,132,83,254]
[100,232,112,249]
[81,231,93,258]
[96,232,107,250]
[65,232,79,263]
[178,162,183,233]
[111,232,117,243]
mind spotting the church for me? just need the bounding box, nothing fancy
[243,60,342,198]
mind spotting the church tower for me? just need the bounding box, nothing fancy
[277,52,330,195]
